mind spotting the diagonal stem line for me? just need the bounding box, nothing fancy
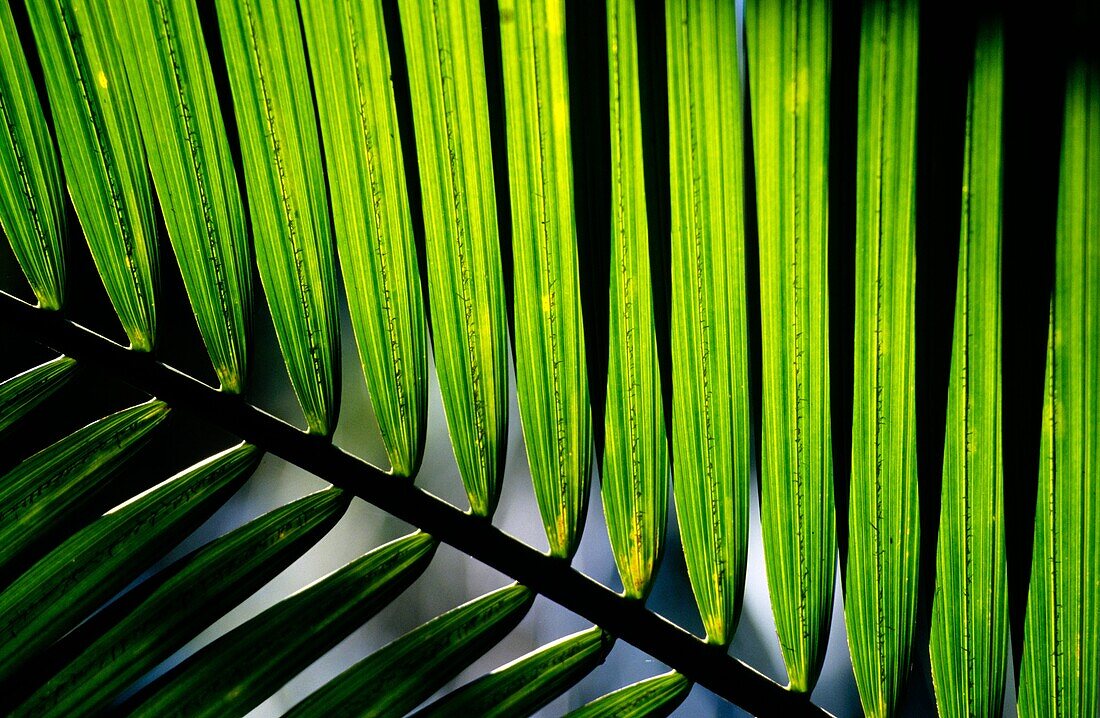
[0,289,832,718]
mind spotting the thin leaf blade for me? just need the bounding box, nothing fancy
[602,0,669,598]
[0,355,76,433]
[300,0,428,475]
[284,584,535,717]
[929,19,1009,718]
[215,0,340,433]
[112,0,253,393]
[563,671,692,718]
[26,0,158,349]
[397,0,509,514]
[666,0,752,646]
[0,0,65,309]
[498,0,593,558]
[845,1,921,715]
[1017,55,1100,718]
[746,0,837,692]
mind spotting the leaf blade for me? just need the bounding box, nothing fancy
[0,355,76,434]
[563,671,692,718]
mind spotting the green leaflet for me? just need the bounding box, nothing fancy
[665,0,751,646]
[929,20,1008,718]
[25,0,158,350]
[14,487,349,718]
[397,0,508,514]
[126,532,437,717]
[301,0,427,475]
[845,1,920,716]
[409,627,614,718]
[0,355,76,433]
[0,443,260,683]
[498,0,593,558]
[216,0,339,434]
[1018,57,1100,718]
[602,0,668,598]
[284,584,533,718]
[0,399,169,576]
[0,0,65,309]
[563,671,692,718]
[746,0,836,691]
[112,0,252,393]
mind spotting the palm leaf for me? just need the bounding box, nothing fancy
[498,0,593,558]
[0,398,169,575]
[215,0,339,434]
[0,0,65,309]
[397,0,509,515]
[284,583,534,718]
[665,0,752,647]
[124,532,437,717]
[746,0,837,692]
[0,442,260,683]
[13,487,350,717]
[845,1,921,715]
[300,0,427,475]
[1017,55,1100,718]
[929,18,1008,718]
[410,627,614,718]
[602,0,669,598]
[0,354,75,432]
[111,0,253,393]
[25,0,158,350]
[563,671,692,718]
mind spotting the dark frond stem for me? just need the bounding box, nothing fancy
[0,289,832,718]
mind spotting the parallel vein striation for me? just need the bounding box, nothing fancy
[216,0,340,434]
[746,0,837,691]
[498,0,593,559]
[845,1,920,715]
[0,0,65,309]
[929,19,1008,718]
[398,0,509,515]
[112,0,253,393]
[602,0,668,596]
[26,0,158,350]
[302,0,428,475]
[666,0,752,647]
[1018,55,1099,718]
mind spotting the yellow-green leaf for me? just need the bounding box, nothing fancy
[0,0,65,309]
[746,0,837,692]
[111,0,252,393]
[602,0,668,598]
[929,19,1008,718]
[666,0,751,647]
[0,355,76,433]
[215,0,339,434]
[563,671,692,718]
[14,487,349,718]
[0,399,169,575]
[301,0,427,475]
[410,627,614,718]
[845,1,921,715]
[397,0,509,514]
[126,532,437,717]
[26,0,158,350]
[498,0,593,558]
[0,443,260,683]
[1018,56,1100,718]
[285,583,532,718]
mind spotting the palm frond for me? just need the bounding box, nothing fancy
[564,671,692,718]
[0,354,75,432]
